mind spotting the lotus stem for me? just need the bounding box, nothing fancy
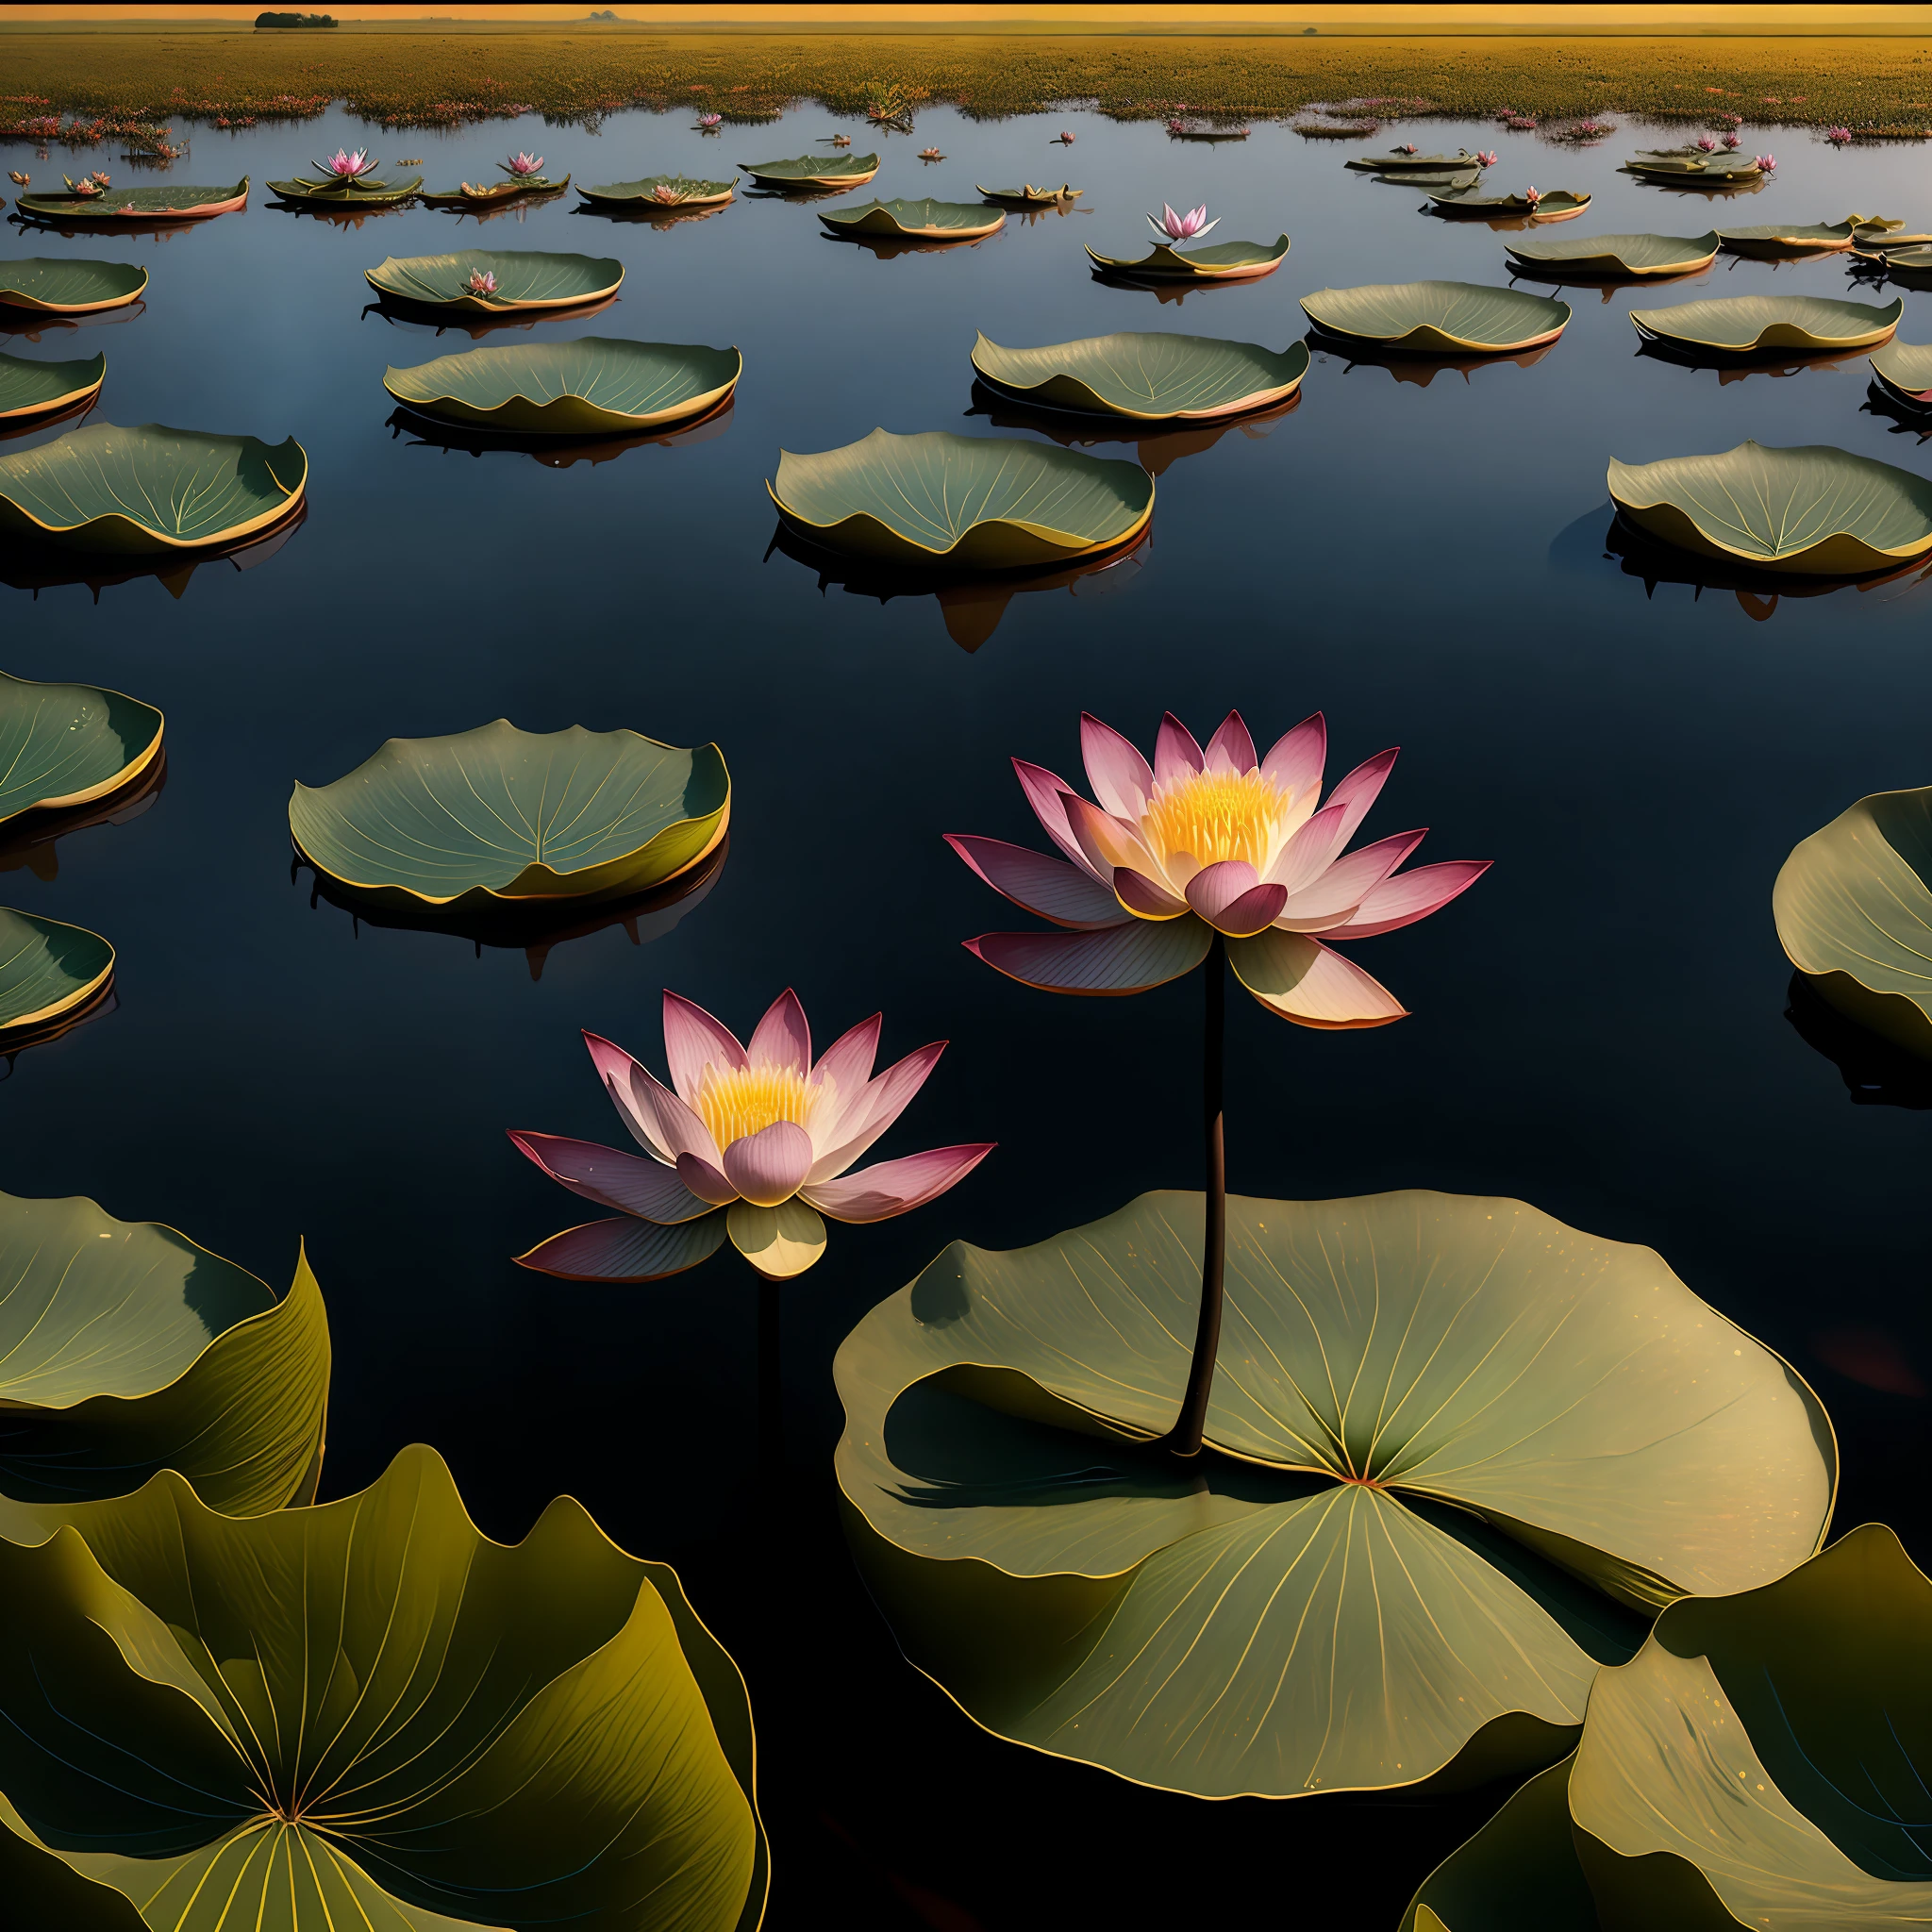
[758,1278,783,1475]
[1163,932,1226,1459]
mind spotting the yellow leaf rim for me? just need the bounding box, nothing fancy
[824,207,1006,242]
[0,674,164,817]
[969,337,1306,424]
[1306,316,1570,355]
[360,264,626,314]
[381,351,741,436]
[1609,472,1932,576]
[1083,237,1290,281]
[746,165,878,190]
[0,270,147,315]
[0,915,113,1031]
[16,179,249,219]
[0,358,105,425]
[1631,313,1901,352]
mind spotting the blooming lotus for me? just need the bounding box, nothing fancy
[510,991,994,1282]
[1695,134,1719,152]
[1524,185,1541,204]
[6,172,25,188]
[1474,148,1498,166]
[465,269,499,295]
[1826,126,1853,145]
[919,146,942,159]
[697,112,722,130]
[1724,130,1742,147]
[90,170,109,186]
[1756,153,1777,170]
[1395,142,1419,154]
[1057,131,1074,143]
[503,151,543,175]
[652,182,684,204]
[318,148,372,179]
[69,176,101,197]
[1148,201,1219,242]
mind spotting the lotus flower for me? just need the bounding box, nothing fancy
[1474,148,1498,166]
[1695,134,1719,152]
[503,150,543,175]
[652,182,683,204]
[831,132,852,146]
[697,112,722,130]
[949,711,1488,1028]
[1524,185,1541,204]
[1723,130,1742,147]
[510,991,994,1282]
[1826,125,1853,144]
[90,170,109,186]
[6,172,25,187]
[465,269,498,295]
[69,175,101,197]
[1756,153,1777,170]
[919,145,942,159]
[1148,201,1219,242]
[1167,118,1186,133]
[1395,142,1419,154]
[1056,131,1074,143]
[318,148,372,178]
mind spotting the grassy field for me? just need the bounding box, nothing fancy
[2,29,1928,139]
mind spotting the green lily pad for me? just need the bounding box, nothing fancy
[1716,220,1870,258]
[768,426,1155,569]
[970,329,1308,421]
[1347,149,1483,172]
[0,908,112,1033]
[836,1189,1836,1800]
[577,173,736,208]
[1083,234,1291,281]
[740,152,879,189]
[268,172,421,208]
[0,258,146,313]
[363,248,624,313]
[1609,441,1932,575]
[0,671,162,825]
[0,423,306,553]
[976,182,1080,204]
[820,196,1005,240]
[1623,154,1761,183]
[0,349,103,423]
[290,718,731,911]
[1870,338,1932,405]
[1392,169,1482,190]
[1427,189,1591,218]
[0,1443,767,1932]
[419,173,572,208]
[384,337,741,434]
[1632,294,1906,354]
[0,1188,330,1525]
[13,178,249,221]
[1504,229,1720,275]
[1301,279,1572,352]
[1774,786,1932,1058]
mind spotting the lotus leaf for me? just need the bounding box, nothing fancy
[0,423,306,553]
[1629,292,1902,353]
[384,337,741,434]
[1870,339,1932,405]
[420,174,571,209]
[1716,219,1871,258]
[1346,148,1482,172]
[268,173,422,208]
[1608,441,1932,575]
[976,183,1080,204]
[0,1189,329,1528]
[1623,154,1760,182]
[0,258,146,314]
[0,908,112,1034]
[836,1189,1836,1801]
[1863,243,1932,289]
[740,152,879,189]
[970,329,1307,421]
[290,719,729,911]
[768,426,1154,569]
[0,1443,767,1932]
[577,174,736,208]
[1505,229,1720,276]
[1392,169,1482,191]
[820,196,1005,241]
[363,249,624,313]
[1774,786,1932,1058]
[1084,235,1290,281]
[1428,189,1590,218]
[1402,1526,1931,1932]
[12,179,248,221]
[1301,279,1571,352]
[0,349,103,422]
[0,672,162,826]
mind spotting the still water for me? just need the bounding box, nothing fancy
[3,97,1928,1926]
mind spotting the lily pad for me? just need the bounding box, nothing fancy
[1301,279,1572,352]
[363,248,625,313]
[740,152,880,189]
[290,718,730,911]
[577,174,736,208]
[0,1189,330,1525]
[0,258,146,313]
[0,349,103,423]
[0,1443,767,1932]
[1629,292,1902,353]
[0,672,162,826]
[1623,153,1761,183]
[1428,189,1590,219]
[1084,234,1291,282]
[419,173,572,209]
[837,1189,1836,1801]
[821,196,1005,241]
[1391,169,1482,191]
[1774,786,1932,1058]
[970,329,1307,421]
[1505,229,1720,276]
[976,182,1080,204]
[1870,338,1932,406]
[768,426,1154,569]
[12,178,249,221]
[268,172,422,208]
[1716,219,1872,258]
[0,908,112,1034]
[1347,148,1483,172]
[1863,242,1932,289]
[1609,441,1932,575]
[384,337,741,434]
[0,423,307,553]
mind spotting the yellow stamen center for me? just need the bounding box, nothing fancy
[695,1063,813,1151]
[1142,769,1290,871]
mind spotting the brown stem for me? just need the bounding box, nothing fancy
[1162,932,1225,1460]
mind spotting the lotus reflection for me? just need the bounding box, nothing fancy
[0,496,308,602]
[0,981,115,1077]
[1089,270,1256,306]
[1631,337,1866,383]
[384,397,733,469]
[295,837,726,981]
[0,300,144,346]
[571,200,729,231]
[1306,332,1554,387]
[1864,382,1932,442]
[1507,266,1712,305]
[966,379,1298,477]
[360,291,621,342]
[1785,972,1932,1109]
[766,521,1149,651]
[822,230,998,260]
[6,212,222,243]
[0,750,166,883]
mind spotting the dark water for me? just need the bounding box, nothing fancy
[3,98,1929,1926]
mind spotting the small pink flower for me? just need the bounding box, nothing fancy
[465,269,499,295]
[1167,118,1185,133]
[1723,131,1741,148]
[1148,201,1219,242]
[651,182,683,204]
[1825,126,1853,145]
[1755,153,1776,171]
[1695,134,1719,152]
[90,170,109,186]
[697,111,721,129]
[1474,148,1498,166]
[1395,142,1418,154]
[504,151,543,175]
[1058,130,1075,142]
[1524,185,1541,204]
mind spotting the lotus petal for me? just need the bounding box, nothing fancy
[516,1211,725,1280]
[0,908,111,1032]
[943,834,1124,928]
[740,152,880,190]
[1629,292,1902,353]
[1505,228,1720,276]
[364,249,624,313]
[1113,865,1189,918]
[1012,758,1096,872]
[971,331,1308,421]
[0,1445,765,1929]
[663,988,749,1101]
[965,918,1211,993]
[0,1191,328,1530]
[507,1130,715,1223]
[1869,339,1932,406]
[835,1189,1835,1799]
[0,350,102,424]
[1325,858,1491,940]
[385,338,741,435]
[1078,712,1155,817]
[578,174,737,208]
[1185,859,1285,935]
[768,428,1154,570]
[805,1041,947,1183]
[808,1011,882,1132]
[1273,827,1425,928]
[1774,785,1932,1058]
[726,1198,828,1278]
[1301,280,1572,354]
[802,1143,995,1223]
[1260,711,1326,803]
[821,197,1005,241]
[722,1119,814,1208]
[13,178,248,222]
[1083,234,1291,282]
[0,424,306,553]
[0,258,146,313]
[289,720,730,909]
[1608,441,1932,574]
[747,987,810,1074]
[0,673,161,824]
[1228,926,1408,1026]
[1062,790,1158,878]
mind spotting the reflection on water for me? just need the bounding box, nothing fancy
[0,751,167,883]
[571,200,731,231]
[385,396,735,468]
[0,299,145,345]
[822,230,999,261]
[1508,265,1714,304]
[0,497,308,602]
[966,378,1299,476]
[1307,330,1555,386]
[1863,383,1932,442]
[1785,972,1932,1109]
[0,391,97,442]
[360,291,623,341]
[0,980,116,1078]
[1633,337,1868,383]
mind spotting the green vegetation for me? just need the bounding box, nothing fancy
[0,30,1928,136]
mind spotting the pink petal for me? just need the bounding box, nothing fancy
[721,1119,814,1208]
[1203,711,1257,774]
[1264,799,1355,894]
[628,1065,723,1167]
[1113,867,1188,919]
[1324,860,1491,940]
[945,834,1124,929]
[1013,758,1099,876]
[1079,713,1154,819]
[1274,828,1426,931]
[1186,862,1287,938]
[808,1012,882,1136]
[1153,712,1206,786]
[964,918,1211,995]
[806,1041,946,1184]
[582,1031,670,1159]
[661,990,746,1107]
[748,988,810,1074]
[1260,713,1325,805]
[1227,929,1407,1029]
[508,1131,713,1223]
[675,1151,740,1206]
[514,1213,724,1282]
[802,1142,996,1224]
[1063,791,1158,879]
[1323,748,1399,846]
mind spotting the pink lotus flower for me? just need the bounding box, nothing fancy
[1474,149,1498,166]
[919,145,942,159]
[697,112,722,130]
[1395,142,1419,154]
[502,151,544,175]
[1148,201,1219,242]
[90,170,109,186]
[510,991,994,1281]
[949,711,1488,1028]
[465,269,499,295]
[1723,130,1742,147]
[1755,153,1776,171]
[69,175,101,197]
[1524,185,1541,204]
[1056,131,1074,143]
[1695,134,1719,152]
[318,148,372,178]
[1167,118,1186,133]
[652,182,683,204]
[1825,126,1853,144]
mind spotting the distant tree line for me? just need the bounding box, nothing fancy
[255,11,338,27]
